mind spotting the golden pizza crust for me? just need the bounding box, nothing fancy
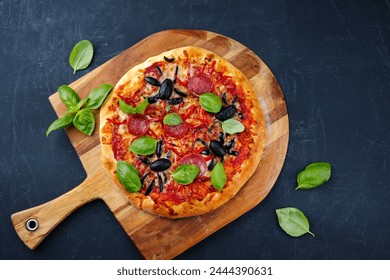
[100,46,265,219]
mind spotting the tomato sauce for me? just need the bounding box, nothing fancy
[111,123,127,160]
[144,62,165,77]
[117,89,143,106]
[150,178,217,206]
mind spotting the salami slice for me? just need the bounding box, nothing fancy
[164,123,188,138]
[179,154,207,176]
[187,73,212,94]
[127,114,149,135]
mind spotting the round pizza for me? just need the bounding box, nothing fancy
[100,46,265,219]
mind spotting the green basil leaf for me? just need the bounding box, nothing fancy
[119,99,136,114]
[222,119,245,134]
[129,136,157,155]
[135,98,149,114]
[211,162,226,191]
[85,84,113,110]
[275,207,315,237]
[119,98,149,114]
[46,114,74,137]
[69,40,94,74]
[172,164,200,185]
[163,113,182,126]
[72,108,95,136]
[66,98,89,114]
[116,161,142,192]
[58,85,80,108]
[295,162,331,190]
[165,104,171,112]
[199,93,222,113]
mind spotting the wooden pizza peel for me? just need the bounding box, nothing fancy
[11,29,289,259]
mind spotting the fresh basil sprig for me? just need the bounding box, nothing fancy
[69,40,94,74]
[163,113,182,126]
[222,119,245,134]
[46,84,113,136]
[199,93,222,113]
[116,161,142,192]
[129,136,157,155]
[275,207,315,237]
[67,98,89,114]
[119,98,149,114]
[172,164,200,185]
[211,162,226,191]
[295,162,331,190]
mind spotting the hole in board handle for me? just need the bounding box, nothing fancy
[25,218,39,232]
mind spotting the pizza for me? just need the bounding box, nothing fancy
[99,46,265,219]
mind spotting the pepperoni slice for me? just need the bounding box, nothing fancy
[127,114,149,135]
[187,73,212,94]
[164,123,188,138]
[179,154,207,176]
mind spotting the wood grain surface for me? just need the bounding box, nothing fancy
[11,29,289,259]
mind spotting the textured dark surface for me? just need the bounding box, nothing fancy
[1,0,389,260]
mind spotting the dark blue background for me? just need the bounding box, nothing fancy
[1,0,389,260]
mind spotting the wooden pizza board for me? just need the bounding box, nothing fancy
[11,29,289,259]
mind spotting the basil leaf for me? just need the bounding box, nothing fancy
[72,108,95,136]
[222,119,245,134]
[119,99,136,114]
[163,113,182,126]
[137,98,149,114]
[295,162,331,190]
[116,161,142,192]
[199,93,222,113]
[69,40,94,74]
[46,114,74,137]
[275,207,315,237]
[85,84,113,109]
[211,162,226,191]
[129,136,157,155]
[58,85,80,108]
[66,98,89,114]
[119,98,149,114]
[172,164,200,185]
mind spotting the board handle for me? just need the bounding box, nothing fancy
[11,174,107,250]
